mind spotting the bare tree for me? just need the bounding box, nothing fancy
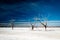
[40,16,48,31]
[36,13,48,31]
[29,13,48,31]
[29,21,36,30]
[40,21,47,31]
[10,19,15,30]
[31,23,34,30]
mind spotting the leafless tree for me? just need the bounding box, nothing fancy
[10,19,15,30]
[31,23,34,30]
[29,21,36,30]
[36,13,48,31]
[40,16,48,31]
[40,20,47,31]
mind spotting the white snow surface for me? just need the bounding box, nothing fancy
[0,27,60,40]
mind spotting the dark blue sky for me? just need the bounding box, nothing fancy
[0,0,60,23]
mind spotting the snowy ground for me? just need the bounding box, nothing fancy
[0,27,60,40]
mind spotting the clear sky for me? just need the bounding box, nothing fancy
[0,0,60,26]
